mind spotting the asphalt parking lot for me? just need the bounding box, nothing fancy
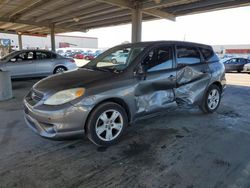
[0,73,250,188]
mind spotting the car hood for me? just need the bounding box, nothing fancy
[33,68,114,94]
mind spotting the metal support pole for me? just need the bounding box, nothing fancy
[50,24,56,52]
[131,6,142,43]
[18,34,23,50]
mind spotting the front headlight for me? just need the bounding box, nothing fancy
[44,88,85,105]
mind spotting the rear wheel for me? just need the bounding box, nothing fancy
[86,102,128,146]
[199,84,221,113]
[54,66,67,74]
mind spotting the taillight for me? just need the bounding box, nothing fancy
[70,59,75,63]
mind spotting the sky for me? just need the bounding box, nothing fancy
[64,6,250,48]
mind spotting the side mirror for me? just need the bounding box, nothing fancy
[10,58,16,62]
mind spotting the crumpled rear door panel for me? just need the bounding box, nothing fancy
[175,64,211,105]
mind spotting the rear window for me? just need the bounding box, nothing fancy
[199,47,214,61]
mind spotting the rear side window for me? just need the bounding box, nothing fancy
[35,52,57,59]
[51,52,57,58]
[239,58,246,64]
[177,46,201,65]
[199,47,214,61]
[36,51,51,60]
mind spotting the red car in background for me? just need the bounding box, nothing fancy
[74,53,85,59]
[84,53,95,60]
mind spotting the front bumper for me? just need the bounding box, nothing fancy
[23,93,91,140]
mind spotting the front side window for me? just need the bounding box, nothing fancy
[142,46,173,72]
[13,52,34,62]
[85,45,145,72]
[229,58,237,64]
[177,46,201,65]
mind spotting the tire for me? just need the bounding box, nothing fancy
[86,102,128,146]
[199,84,221,113]
[54,66,67,74]
[237,70,241,73]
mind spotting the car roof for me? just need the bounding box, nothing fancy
[117,40,212,49]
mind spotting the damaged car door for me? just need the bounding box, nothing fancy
[175,45,211,105]
[134,45,176,116]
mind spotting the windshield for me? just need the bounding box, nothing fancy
[0,51,18,61]
[83,45,145,72]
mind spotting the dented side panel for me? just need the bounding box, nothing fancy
[134,69,176,116]
[175,64,211,105]
[136,90,175,114]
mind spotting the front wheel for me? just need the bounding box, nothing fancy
[199,84,221,113]
[86,102,128,146]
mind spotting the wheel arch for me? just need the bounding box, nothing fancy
[211,81,223,93]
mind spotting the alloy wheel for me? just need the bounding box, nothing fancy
[95,110,123,141]
[55,67,65,73]
[207,89,220,110]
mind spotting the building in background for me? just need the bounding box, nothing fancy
[0,38,11,57]
[0,33,98,51]
[213,44,250,58]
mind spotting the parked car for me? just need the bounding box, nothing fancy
[74,53,85,59]
[111,53,129,64]
[222,57,250,72]
[65,51,77,58]
[24,41,226,146]
[0,50,77,78]
[84,53,95,60]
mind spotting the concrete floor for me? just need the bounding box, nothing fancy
[0,73,250,188]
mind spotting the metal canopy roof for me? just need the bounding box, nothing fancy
[0,0,249,36]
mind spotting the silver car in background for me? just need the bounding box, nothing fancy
[0,50,78,78]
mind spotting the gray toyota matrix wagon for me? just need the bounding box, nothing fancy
[24,41,226,146]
